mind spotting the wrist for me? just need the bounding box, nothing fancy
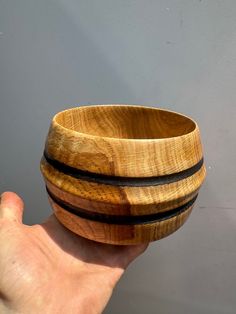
[3,269,124,314]
[76,266,125,313]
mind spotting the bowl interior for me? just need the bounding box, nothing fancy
[55,105,195,140]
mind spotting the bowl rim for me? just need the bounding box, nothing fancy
[52,104,198,142]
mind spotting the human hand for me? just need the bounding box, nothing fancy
[0,192,148,314]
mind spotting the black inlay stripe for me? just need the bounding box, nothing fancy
[43,151,204,187]
[46,186,198,225]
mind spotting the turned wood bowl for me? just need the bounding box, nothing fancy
[40,104,206,245]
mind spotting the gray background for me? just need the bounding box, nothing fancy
[0,1,236,313]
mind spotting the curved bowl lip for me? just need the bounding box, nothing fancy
[52,104,198,142]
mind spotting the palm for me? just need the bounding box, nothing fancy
[0,193,147,314]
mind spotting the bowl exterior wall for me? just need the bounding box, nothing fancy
[40,105,206,244]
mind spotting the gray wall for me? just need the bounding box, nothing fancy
[1,1,236,313]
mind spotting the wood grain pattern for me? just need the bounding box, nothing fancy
[49,197,194,245]
[41,158,205,215]
[40,104,206,244]
[45,105,203,177]
[46,185,197,224]
[43,150,204,186]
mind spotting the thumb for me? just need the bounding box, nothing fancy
[0,191,24,223]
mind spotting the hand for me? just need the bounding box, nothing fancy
[0,192,148,314]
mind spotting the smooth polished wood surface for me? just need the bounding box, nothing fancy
[50,198,194,245]
[40,104,206,244]
[45,105,203,177]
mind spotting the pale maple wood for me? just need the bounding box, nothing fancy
[40,104,206,244]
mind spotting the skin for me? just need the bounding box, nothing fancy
[0,192,148,314]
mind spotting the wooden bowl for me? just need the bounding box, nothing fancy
[40,104,206,245]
